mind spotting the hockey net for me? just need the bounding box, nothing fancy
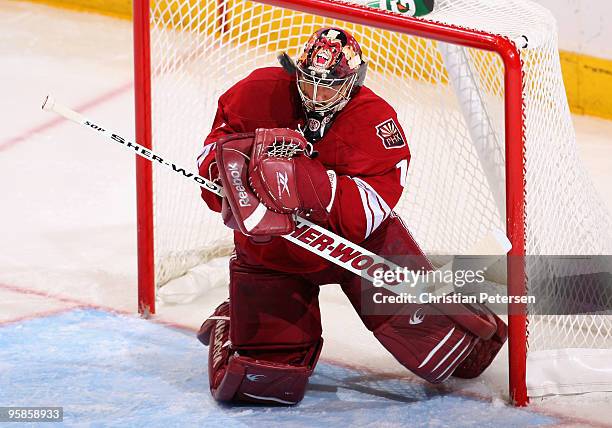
[135,0,612,404]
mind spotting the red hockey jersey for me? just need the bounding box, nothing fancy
[198,67,410,273]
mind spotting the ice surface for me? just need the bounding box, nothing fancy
[0,309,557,427]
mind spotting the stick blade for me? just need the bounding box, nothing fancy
[471,228,512,255]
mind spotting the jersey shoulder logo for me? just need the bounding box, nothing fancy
[375,118,406,149]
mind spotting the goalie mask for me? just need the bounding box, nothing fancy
[279,27,368,142]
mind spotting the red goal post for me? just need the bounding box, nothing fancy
[133,0,529,405]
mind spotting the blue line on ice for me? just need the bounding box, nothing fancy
[0,309,556,427]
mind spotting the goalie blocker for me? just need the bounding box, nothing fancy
[215,128,334,236]
[199,128,507,404]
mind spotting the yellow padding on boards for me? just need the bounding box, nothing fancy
[26,0,131,19]
[561,51,612,121]
[27,0,612,121]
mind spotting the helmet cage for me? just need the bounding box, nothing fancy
[296,66,358,114]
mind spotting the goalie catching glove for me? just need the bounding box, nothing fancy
[216,128,335,236]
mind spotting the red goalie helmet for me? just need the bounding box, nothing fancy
[295,27,367,114]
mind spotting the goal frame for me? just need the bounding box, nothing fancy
[132,0,528,406]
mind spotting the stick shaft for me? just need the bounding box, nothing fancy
[41,96,511,292]
[42,96,400,283]
[42,96,224,196]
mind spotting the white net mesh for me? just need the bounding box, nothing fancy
[147,0,612,395]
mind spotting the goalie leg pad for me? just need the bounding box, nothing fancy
[198,255,323,404]
[198,301,323,404]
[373,305,479,383]
[229,256,322,348]
[451,306,508,379]
[214,341,323,404]
[338,214,434,332]
[338,215,505,383]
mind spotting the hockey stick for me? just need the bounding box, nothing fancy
[41,95,510,293]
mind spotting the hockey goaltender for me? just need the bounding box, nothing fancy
[195,27,507,405]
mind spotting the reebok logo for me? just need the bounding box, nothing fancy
[276,171,290,197]
[409,308,425,325]
[228,162,251,207]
